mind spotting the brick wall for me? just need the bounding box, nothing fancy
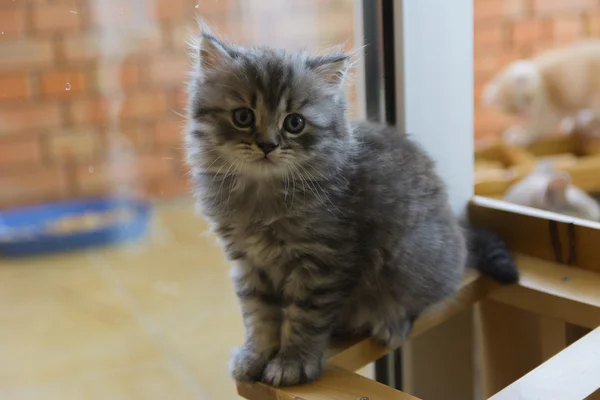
[0,0,355,208]
[474,0,600,142]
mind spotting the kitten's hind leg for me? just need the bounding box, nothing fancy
[371,314,418,349]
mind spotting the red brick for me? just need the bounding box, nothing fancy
[0,73,30,100]
[474,24,508,49]
[533,0,596,15]
[75,153,173,193]
[0,169,67,207]
[193,0,233,15]
[151,177,189,198]
[474,0,527,21]
[0,0,37,6]
[147,55,188,87]
[106,122,151,149]
[174,87,187,109]
[47,128,99,162]
[95,58,141,92]
[474,108,517,137]
[70,93,166,126]
[0,137,40,166]
[512,19,552,44]
[551,15,585,41]
[474,49,528,76]
[64,31,162,62]
[89,2,136,27]
[153,0,188,21]
[588,13,600,36]
[0,39,53,70]
[154,119,184,147]
[70,97,110,125]
[32,4,82,32]
[0,9,26,36]
[120,91,168,120]
[40,70,87,97]
[0,103,62,135]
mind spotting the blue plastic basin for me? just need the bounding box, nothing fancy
[0,198,151,258]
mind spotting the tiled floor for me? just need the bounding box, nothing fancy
[0,199,373,399]
[0,200,243,399]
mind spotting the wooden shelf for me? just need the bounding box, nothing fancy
[490,327,600,400]
[327,269,483,371]
[237,252,600,400]
[474,134,600,198]
[238,367,421,400]
[237,197,600,399]
[487,254,600,329]
[237,271,484,399]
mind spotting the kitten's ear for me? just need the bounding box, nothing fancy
[198,34,235,71]
[307,55,350,85]
[544,172,571,206]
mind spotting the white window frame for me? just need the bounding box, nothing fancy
[395,0,474,214]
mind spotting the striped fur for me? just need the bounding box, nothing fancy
[186,34,517,387]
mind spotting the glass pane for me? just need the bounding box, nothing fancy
[474,0,600,221]
[0,1,362,398]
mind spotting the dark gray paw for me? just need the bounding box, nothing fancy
[371,316,416,349]
[262,353,323,387]
[229,345,274,382]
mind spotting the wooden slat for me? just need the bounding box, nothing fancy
[500,145,536,167]
[486,254,600,329]
[469,196,600,272]
[238,247,600,400]
[404,308,475,400]
[327,269,483,371]
[237,367,420,400]
[473,135,600,197]
[539,316,567,361]
[490,327,600,400]
[475,300,546,398]
[526,134,579,156]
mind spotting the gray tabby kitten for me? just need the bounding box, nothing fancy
[186,34,518,387]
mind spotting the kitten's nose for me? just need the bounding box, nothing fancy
[257,141,278,155]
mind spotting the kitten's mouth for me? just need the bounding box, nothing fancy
[257,156,275,163]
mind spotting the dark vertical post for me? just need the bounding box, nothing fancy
[362,0,402,390]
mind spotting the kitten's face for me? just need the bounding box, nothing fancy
[186,35,352,181]
[482,60,543,119]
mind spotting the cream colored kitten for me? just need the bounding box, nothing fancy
[504,162,600,221]
[483,41,600,146]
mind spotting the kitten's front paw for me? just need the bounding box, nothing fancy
[262,353,323,387]
[229,345,274,382]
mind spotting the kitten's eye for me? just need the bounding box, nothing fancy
[283,114,305,134]
[232,108,255,128]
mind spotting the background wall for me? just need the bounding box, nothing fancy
[0,0,355,208]
[474,0,600,143]
[5,0,594,208]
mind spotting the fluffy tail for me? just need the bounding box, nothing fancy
[467,226,519,284]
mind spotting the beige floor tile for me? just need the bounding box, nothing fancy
[95,204,246,399]
[0,200,370,400]
[0,239,202,397]
[0,360,201,400]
